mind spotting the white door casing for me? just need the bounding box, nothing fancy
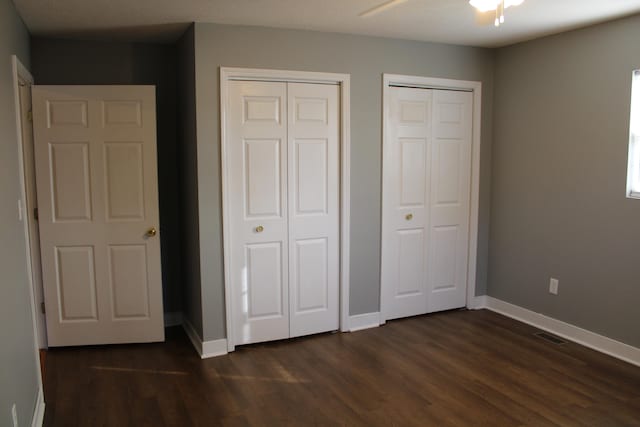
[32,85,164,346]
[18,78,49,348]
[381,74,481,323]
[226,80,340,346]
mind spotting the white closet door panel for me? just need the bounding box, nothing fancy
[228,81,289,345]
[427,90,472,312]
[33,85,163,346]
[288,83,340,337]
[382,87,431,321]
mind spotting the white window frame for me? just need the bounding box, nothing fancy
[626,70,640,199]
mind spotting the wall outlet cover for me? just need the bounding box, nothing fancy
[549,278,559,295]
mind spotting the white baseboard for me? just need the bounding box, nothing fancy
[471,295,488,309]
[349,312,381,332]
[480,296,640,367]
[164,311,183,327]
[31,387,45,427]
[182,318,228,359]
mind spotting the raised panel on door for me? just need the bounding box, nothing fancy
[108,245,150,320]
[427,90,472,313]
[294,139,328,214]
[293,239,328,313]
[104,142,144,221]
[33,85,164,346]
[244,138,282,218]
[55,245,98,322]
[228,81,289,345]
[50,142,92,222]
[381,87,431,321]
[288,83,339,337]
[245,242,284,320]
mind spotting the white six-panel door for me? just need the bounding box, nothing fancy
[227,81,340,345]
[32,86,164,346]
[382,86,473,321]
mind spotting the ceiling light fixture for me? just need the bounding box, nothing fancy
[469,0,524,27]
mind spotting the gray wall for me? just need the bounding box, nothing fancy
[490,14,640,347]
[0,0,40,425]
[177,26,203,336]
[190,23,495,340]
[30,38,183,314]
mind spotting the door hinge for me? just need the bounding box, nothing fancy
[40,302,45,314]
[27,109,33,122]
[33,207,38,221]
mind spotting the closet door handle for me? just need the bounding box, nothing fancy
[255,225,264,233]
[405,213,413,221]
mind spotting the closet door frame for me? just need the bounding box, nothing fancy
[220,67,351,352]
[380,74,482,324]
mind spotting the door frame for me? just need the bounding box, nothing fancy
[220,67,351,351]
[380,73,482,324]
[12,55,46,421]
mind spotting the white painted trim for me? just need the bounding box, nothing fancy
[182,318,228,359]
[31,388,45,427]
[470,295,488,309]
[220,67,352,350]
[163,312,183,327]
[201,337,229,359]
[380,74,482,323]
[12,58,45,350]
[481,296,640,368]
[12,56,46,422]
[349,312,381,332]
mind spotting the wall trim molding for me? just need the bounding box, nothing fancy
[349,312,381,332]
[13,55,47,427]
[220,67,352,350]
[164,311,183,327]
[479,296,640,368]
[182,318,228,359]
[31,387,45,427]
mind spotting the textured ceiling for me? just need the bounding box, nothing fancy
[14,0,640,47]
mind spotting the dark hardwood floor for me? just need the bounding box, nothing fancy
[43,309,640,426]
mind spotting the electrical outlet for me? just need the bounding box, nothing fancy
[11,403,18,427]
[549,278,559,295]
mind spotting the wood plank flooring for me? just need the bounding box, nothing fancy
[43,309,640,426]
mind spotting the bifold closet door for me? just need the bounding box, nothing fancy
[427,90,472,312]
[227,81,339,346]
[382,86,472,321]
[288,83,340,338]
[382,87,432,321]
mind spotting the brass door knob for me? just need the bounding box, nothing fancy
[255,225,264,233]
[146,227,157,237]
[405,213,413,221]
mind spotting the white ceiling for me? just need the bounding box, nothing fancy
[13,0,640,47]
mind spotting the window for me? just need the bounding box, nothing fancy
[627,70,640,198]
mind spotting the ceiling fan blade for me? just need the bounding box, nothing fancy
[359,0,409,18]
